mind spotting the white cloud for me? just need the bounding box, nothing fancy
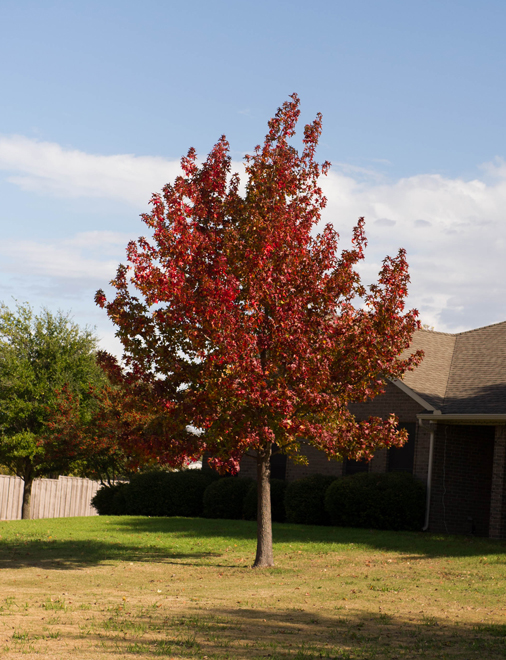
[0,135,182,207]
[374,217,396,227]
[0,231,131,359]
[0,231,131,284]
[320,162,506,331]
[0,135,505,332]
[95,329,125,358]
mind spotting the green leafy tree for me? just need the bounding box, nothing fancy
[46,356,162,486]
[0,302,105,518]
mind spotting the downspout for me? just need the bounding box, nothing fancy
[423,424,435,531]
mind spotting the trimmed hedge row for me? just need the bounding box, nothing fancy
[203,477,254,519]
[91,482,126,516]
[325,472,425,531]
[92,470,219,518]
[92,469,425,531]
[284,474,337,525]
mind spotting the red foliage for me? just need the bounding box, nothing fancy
[44,360,195,482]
[96,94,422,474]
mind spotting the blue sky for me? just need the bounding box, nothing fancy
[1,0,505,354]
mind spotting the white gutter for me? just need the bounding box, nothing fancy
[422,424,435,531]
[418,413,506,423]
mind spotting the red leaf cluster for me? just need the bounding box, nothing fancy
[96,94,423,472]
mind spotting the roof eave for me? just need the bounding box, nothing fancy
[390,378,438,412]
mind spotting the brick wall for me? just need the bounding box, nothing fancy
[238,382,426,482]
[348,381,425,423]
[239,454,257,480]
[413,422,432,483]
[369,448,388,473]
[489,425,506,540]
[238,445,344,482]
[502,429,506,540]
[429,424,495,536]
[282,382,425,481]
[285,445,344,481]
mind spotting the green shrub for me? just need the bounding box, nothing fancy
[111,484,128,515]
[122,469,219,517]
[91,483,128,515]
[203,477,253,519]
[284,474,337,525]
[324,472,426,531]
[242,479,287,522]
[168,469,220,517]
[123,471,173,516]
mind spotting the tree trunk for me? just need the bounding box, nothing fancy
[253,446,274,568]
[21,477,33,520]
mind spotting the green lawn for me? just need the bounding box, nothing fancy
[0,516,505,658]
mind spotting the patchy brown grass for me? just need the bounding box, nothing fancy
[0,516,505,658]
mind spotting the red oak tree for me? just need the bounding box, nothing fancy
[96,95,422,567]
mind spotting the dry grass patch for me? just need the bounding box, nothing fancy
[0,516,505,658]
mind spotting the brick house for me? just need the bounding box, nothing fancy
[239,321,506,539]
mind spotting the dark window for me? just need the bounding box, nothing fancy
[344,457,369,476]
[388,422,416,473]
[270,446,287,480]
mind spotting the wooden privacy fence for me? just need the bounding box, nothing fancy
[0,475,101,520]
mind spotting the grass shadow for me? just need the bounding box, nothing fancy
[0,536,220,570]
[16,603,506,659]
[1,515,505,574]
[204,605,506,659]
[114,516,506,559]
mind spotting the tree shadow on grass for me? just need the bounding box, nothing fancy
[0,537,220,570]
[203,606,506,659]
[27,603,506,659]
[1,516,504,572]
[115,516,506,560]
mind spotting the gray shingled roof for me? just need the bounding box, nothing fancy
[400,321,506,414]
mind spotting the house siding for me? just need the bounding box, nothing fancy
[489,425,506,540]
[349,382,427,478]
[239,382,427,482]
[213,322,506,540]
[239,445,344,481]
[348,381,427,423]
[413,422,432,483]
[285,445,344,481]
